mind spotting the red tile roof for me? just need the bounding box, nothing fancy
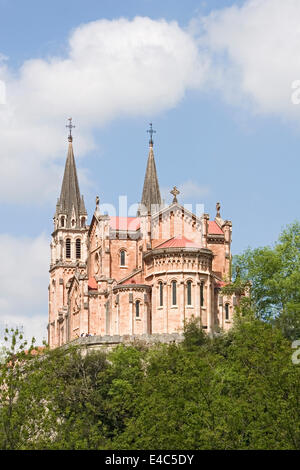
[208,221,224,235]
[109,216,140,231]
[88,277,98,290]
[155,236,202,249]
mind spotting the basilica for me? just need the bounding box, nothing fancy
[48,123,240,348]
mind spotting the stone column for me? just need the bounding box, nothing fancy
[180,279,185,330]
[116,301,120,335]
[129,293,133,335]
[166,282,169,334]
[71,239,76,262]
[59,278,64,308]
[105,301,110,335]
[143,295,148,334]
[196,281,200,321]
[163,281,168,333]
[202,214,209,248]
[207,277,211,333]
[59,237,63,261]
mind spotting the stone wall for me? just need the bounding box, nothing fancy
[70,332,184,353]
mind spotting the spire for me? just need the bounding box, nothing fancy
[55,120,87,228]
[140,124,161,214]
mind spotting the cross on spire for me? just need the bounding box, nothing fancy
[170,186,180,203]
[147,122,156,146]
[66,117,75,142]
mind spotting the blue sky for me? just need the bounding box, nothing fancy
[0,0,299,342]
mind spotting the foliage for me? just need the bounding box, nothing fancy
[0,320,299,450]
[1,222,300,450]
[0,328,37,449]
[224,221,300,340]
[182,315,208,350]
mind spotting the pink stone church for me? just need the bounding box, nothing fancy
[48,124,240,348]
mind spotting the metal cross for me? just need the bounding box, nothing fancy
[66,117,75,141]
[147,122,156,146]
[170,186,180,203]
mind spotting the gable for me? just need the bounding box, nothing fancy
[151,203,203,246]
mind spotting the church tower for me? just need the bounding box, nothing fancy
[140,123,162,214]
[48,119,88,347]
[138,123,162,250]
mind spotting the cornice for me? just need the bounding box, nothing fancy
[143,246,213,261]
[113,284,151,293]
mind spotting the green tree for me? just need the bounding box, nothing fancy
[227,221,300,339]
[0,328,38,449]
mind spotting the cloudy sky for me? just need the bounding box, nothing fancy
[0,0,300,343]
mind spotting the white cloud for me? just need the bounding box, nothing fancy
[0,233,49,344]
[161,180,210,205]
[0,16,208,204]
[178,180,210,200]
[198,0,300,118]
[2,5,300,205]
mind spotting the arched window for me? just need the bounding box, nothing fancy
[60,216,65,227]
[225,303,230,320]
[76,239,81,259]
[159,282,163,307]
[94,252,99,274]
[65,238,71,259]
[135,300,140,318]
[187,281,192,306]
[120,250,126,266]
[71,219,75,228]
[200,282,204,307]
[81,217,85,228]
[171,281,177,306]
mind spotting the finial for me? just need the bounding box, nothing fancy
[170,186,180,204]
[147,122,156,147]
[95,195,100,215]
[66,117,75,142]
[216,202,221,218]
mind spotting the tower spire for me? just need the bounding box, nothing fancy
[140,124,161,214]
[54,119,87,228]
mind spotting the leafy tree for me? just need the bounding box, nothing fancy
[1,221,300,450]
[0,328,37,449]
[182,315,208,350]
[226,221,300,339]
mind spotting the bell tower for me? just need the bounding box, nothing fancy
[48,119,88,348]
[138,123,162,253]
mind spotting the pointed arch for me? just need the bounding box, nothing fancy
[171,280,177,306]
[158,281,163,307]
[135,300,140,318]
[65,238,71,259]
[76,238,81,260]
[225,303,230,320]
[120,249,126,267]
[186,280,192,306]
